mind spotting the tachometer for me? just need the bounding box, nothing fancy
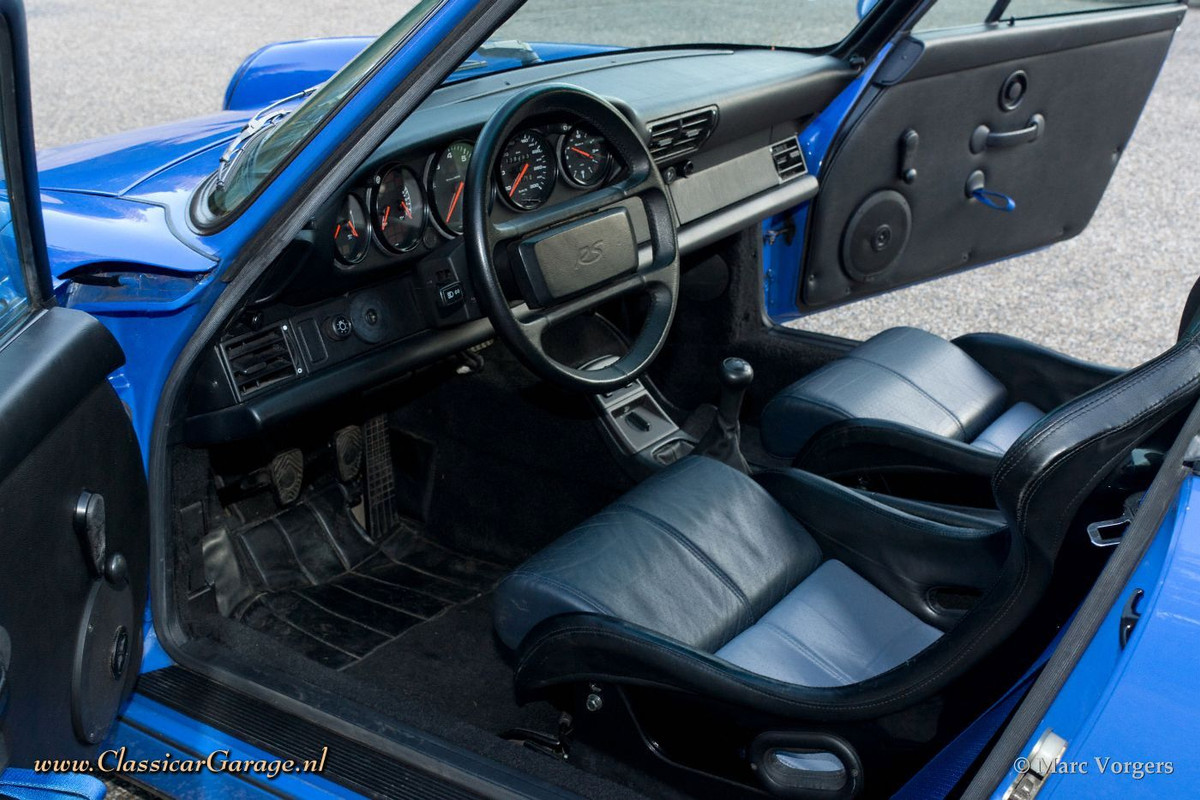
[333,194,370,265]
[373,166,426,252]
[430,141,473,236]
[560,125,612,188]
[498,130,556,211]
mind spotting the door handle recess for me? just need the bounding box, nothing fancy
[970,113,1044,154]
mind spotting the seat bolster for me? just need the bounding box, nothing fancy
[971,402,1044,454]
[756,469,1009,629]
[761,327,1008,458]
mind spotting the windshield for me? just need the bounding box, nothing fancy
[496,0,860,49]
[202,0,864,222]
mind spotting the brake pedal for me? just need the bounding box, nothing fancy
[268,448,304,506]
[332,425,364,483]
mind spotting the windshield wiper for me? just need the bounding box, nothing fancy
[454,40,541,73]
[215,85,320,189]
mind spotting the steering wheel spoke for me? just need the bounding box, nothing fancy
[489,174,645,245]
[465,85,680,392]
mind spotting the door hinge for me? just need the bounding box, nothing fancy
[1003,729,1068,800]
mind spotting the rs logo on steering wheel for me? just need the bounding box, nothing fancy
[577,240,605,266]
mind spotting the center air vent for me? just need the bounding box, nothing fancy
[220,323,300,400]
[647,106,718,163]
[771,138,808,181]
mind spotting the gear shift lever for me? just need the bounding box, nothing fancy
[695,357,753,473]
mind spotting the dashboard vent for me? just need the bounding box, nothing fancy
[647,106,718,163]
[220,323,299,399]
[771,138,808,181]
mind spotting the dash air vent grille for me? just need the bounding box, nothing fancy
[771,138,808,181]
[220,324,299,399]
[647,106,718,163]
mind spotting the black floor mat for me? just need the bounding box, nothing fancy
[236,536,509,671]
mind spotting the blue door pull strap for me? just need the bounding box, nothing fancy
[971,188,1017,212]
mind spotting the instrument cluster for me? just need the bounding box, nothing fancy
[330,122,616,269]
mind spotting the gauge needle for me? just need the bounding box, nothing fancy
[400,200,411,219]
[347,220,359,238]
[509,163,529,197]
[447,181,465,219]
[570,146,596,160]
[382,206,391,229]
[334,223,342,239]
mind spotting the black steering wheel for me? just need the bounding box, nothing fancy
[464,85,680,393]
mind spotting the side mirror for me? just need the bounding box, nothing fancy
[857,0,883,19]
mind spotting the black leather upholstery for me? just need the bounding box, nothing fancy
[497,458,1019,712]
[761,327,1009,458]
[495,457,821,653]
[495,291,1200,791]
[764,326,1128,484]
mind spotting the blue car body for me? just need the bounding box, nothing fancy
[0,0,1195,797]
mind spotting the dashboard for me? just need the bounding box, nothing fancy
[184,47,855,444]
[329,121,621,272]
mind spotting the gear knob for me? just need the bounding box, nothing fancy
[720,357,754,391]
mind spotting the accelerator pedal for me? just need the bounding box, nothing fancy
[363,415,399,539]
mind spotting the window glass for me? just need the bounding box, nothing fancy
[0,107,29,338]
[917,0,1176,32]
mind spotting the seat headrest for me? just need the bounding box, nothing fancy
[994,327,1200,566]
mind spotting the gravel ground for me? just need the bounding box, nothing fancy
[24,1,1198,367]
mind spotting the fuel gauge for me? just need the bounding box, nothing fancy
[333,194,370,265]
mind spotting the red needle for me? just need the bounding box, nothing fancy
[400,200,411,219]
[347,219,359,238]
[446,181,465,220]
[570,146,596,160]
[382,206,391,229]
[509,163,530,197]
[334,223,342,239]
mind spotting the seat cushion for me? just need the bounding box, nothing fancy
[761,327,1009,458]
[714,560,942,687]
[970,401,1043,454]
[493,457,822,652]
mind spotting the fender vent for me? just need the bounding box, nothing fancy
[771,138,808,181]
[647,106,718,163]
[220,323,299,399]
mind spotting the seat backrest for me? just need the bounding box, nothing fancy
[994,322,1200,571]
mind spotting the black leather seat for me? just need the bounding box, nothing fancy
[494,313,1200,794]
[760,326,1122,476]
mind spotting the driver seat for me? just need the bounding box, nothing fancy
[494,316,1200,793]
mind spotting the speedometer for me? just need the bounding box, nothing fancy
[498,130,556,211]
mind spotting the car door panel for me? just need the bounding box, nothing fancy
[0,0,149,772]
[0,307,149,767]
[800,3,1185,309]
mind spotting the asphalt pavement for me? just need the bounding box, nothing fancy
[21,0,1200,370]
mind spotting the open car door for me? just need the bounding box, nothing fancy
[796,0,1186,310]
[0,0,149,779]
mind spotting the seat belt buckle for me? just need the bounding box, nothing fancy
[1086,492,1144,547]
